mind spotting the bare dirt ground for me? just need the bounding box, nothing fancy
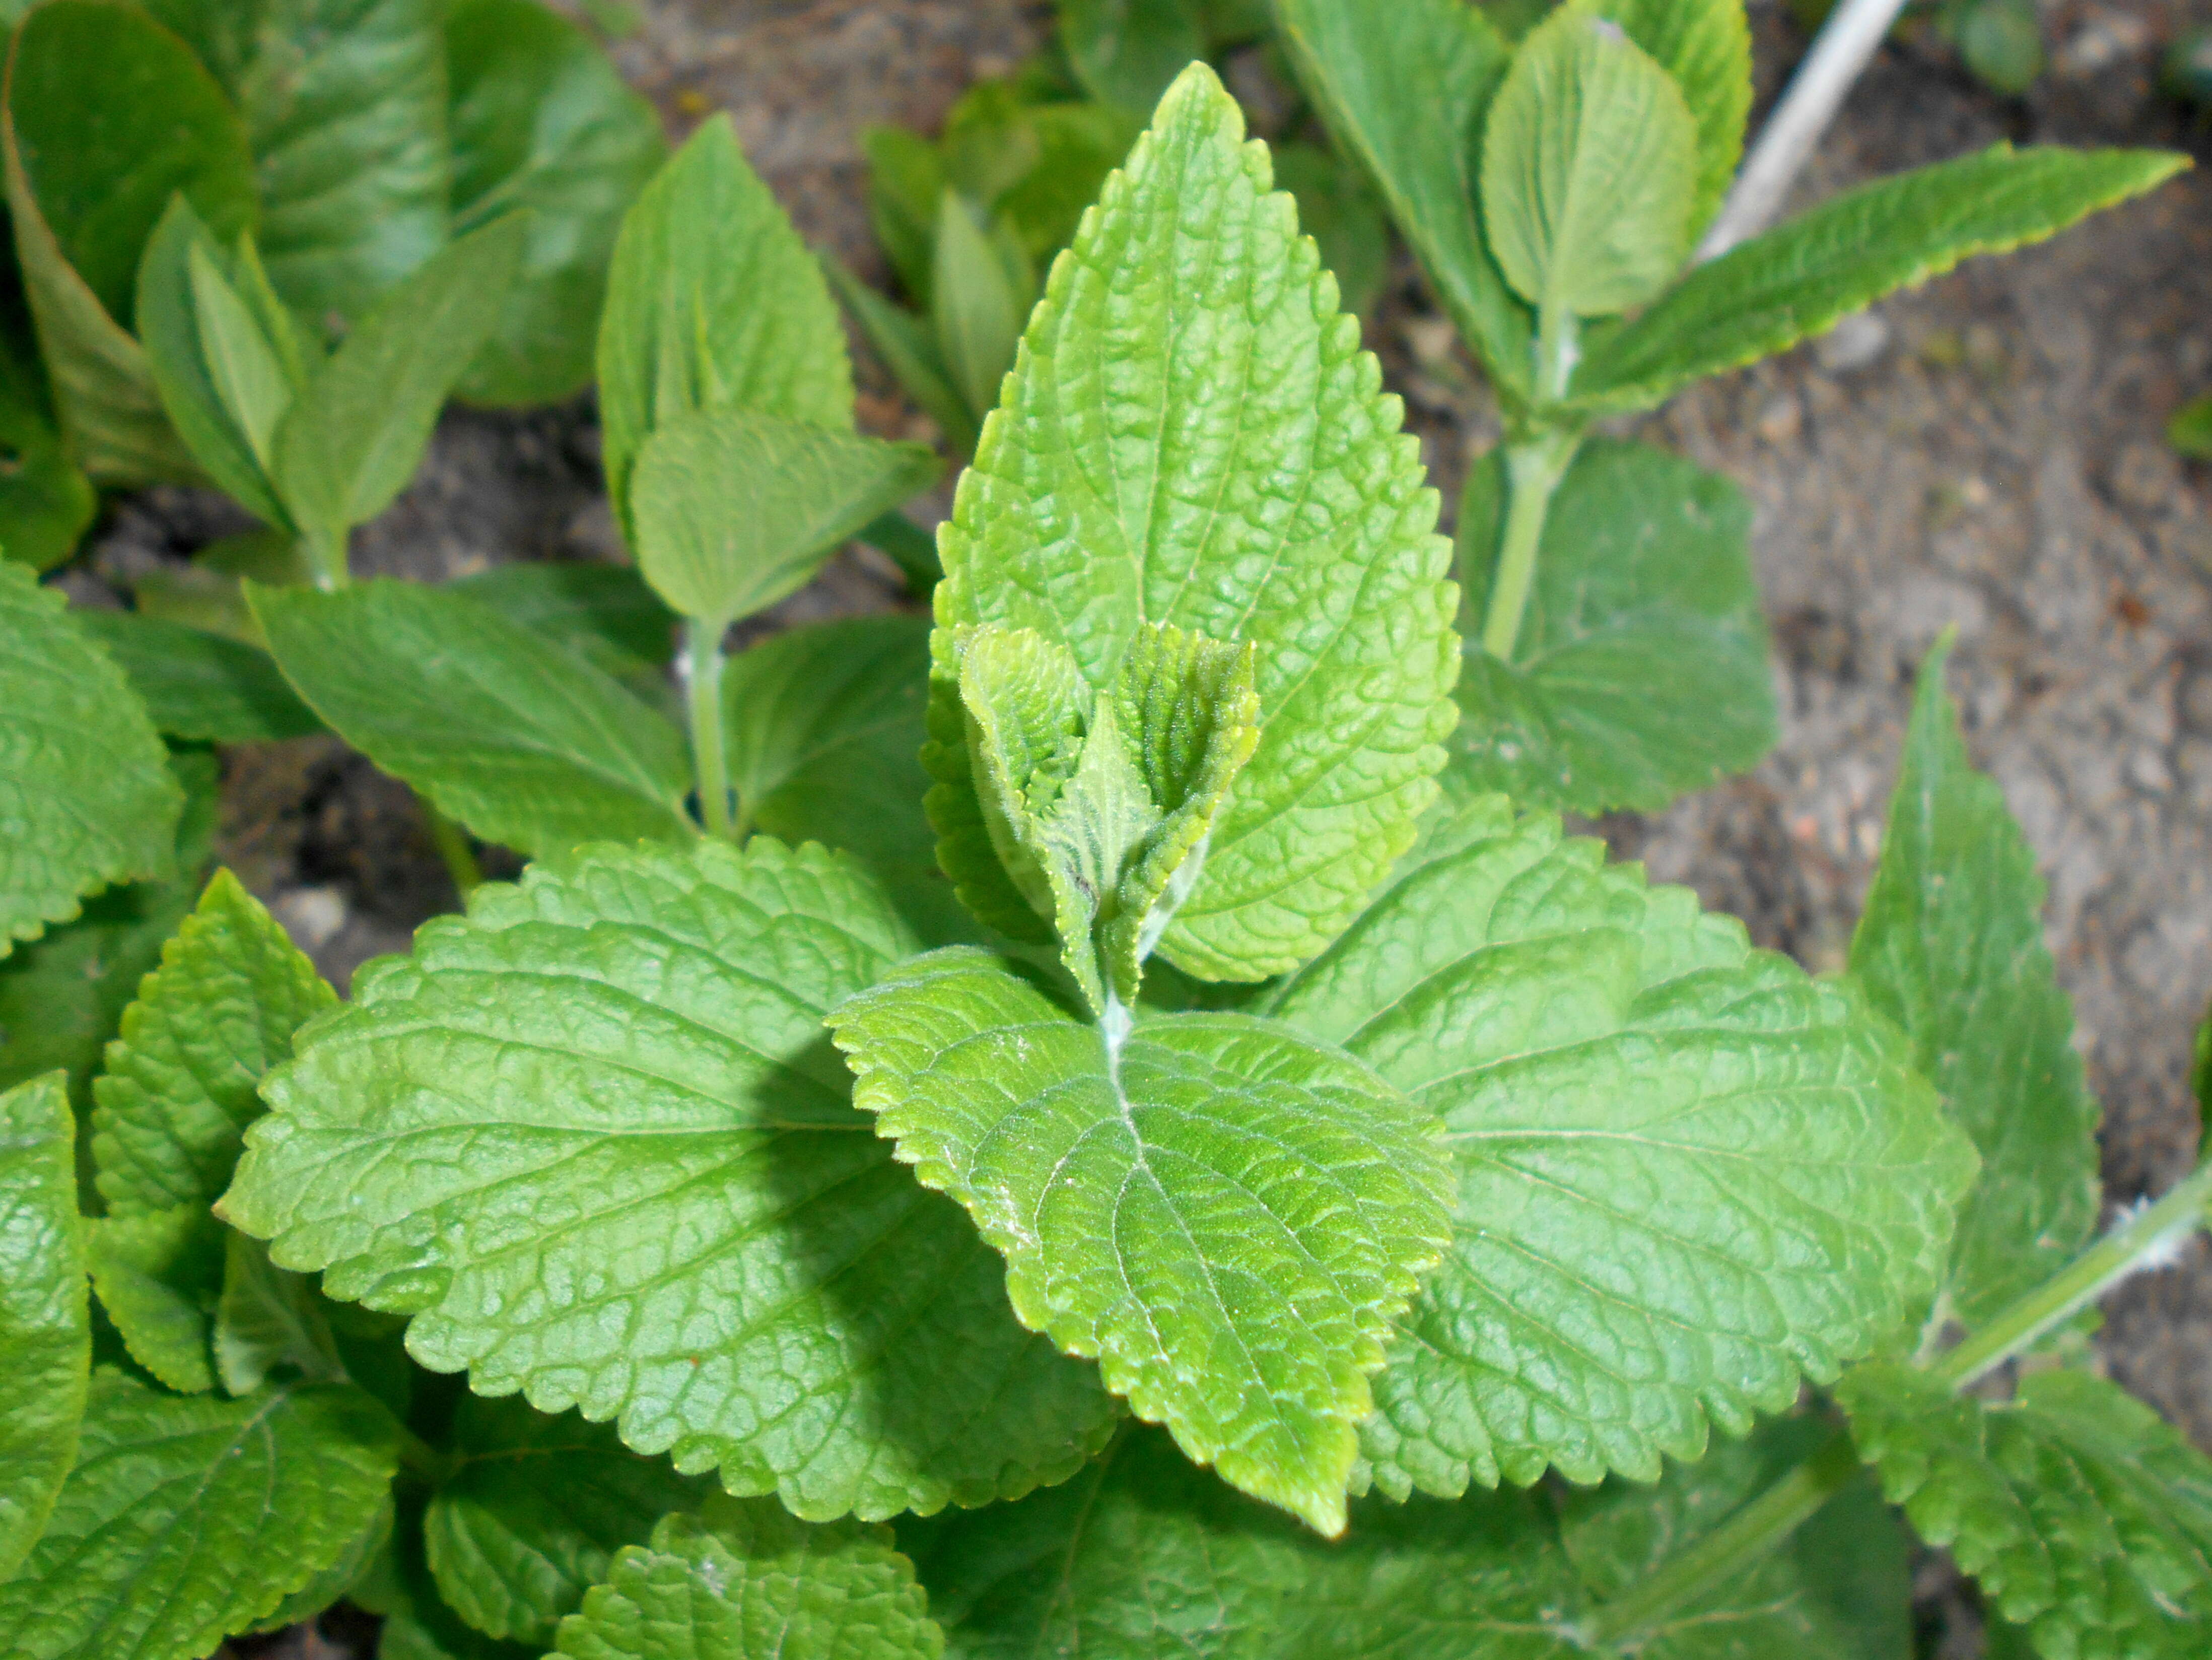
[146,3,2208,1651]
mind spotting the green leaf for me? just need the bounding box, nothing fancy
[374,1491,541,1659]
[1585,0,1753,243]
[863,124,946,303]
[1953,0,2045,98]
[1271,142,1390,320]
[826,259,979,458]
[1269,0,1532,403]
[445,0,667,407]
[1570,145,2188,416]
[903,1424,1585,1660]
[272,213,528,538]
[214,1226,348,1395]
[3,0,256,483]
[72,610,326,744]
[1849,638,2101,1335]
[1261,795,1979,1495]
[86,1204,225,1395]
[1480,7,1697,323]
[719,614,969,946]
[90,867,334,1217]
[930,192,1029,424]
[1061,0,1208,112]
[554,1493,945,1660]
[630,409,937,627]
[0,1369,402,1659]
[1560,1418,1912,1659]
[252,578,694,855]
[450,563,677,683]
[0,1072,90,1579]
[930,63,1458,982]
[1451,438,1776,814]
[0,270,95,570]
[220,838,1118,1520]
[1839,1364,2212,1659]
[427,1395,706,1645]
[2169,391,2212,460]
[228,0,453,325]
[598,116,855,533]
[830,948,1453,1536]
[995,103,1145,270]
[135,198,303,528]
[0,561,184,956]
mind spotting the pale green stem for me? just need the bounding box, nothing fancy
[685,616,737,840]
[299,523,349,591]
[1477,427,1579,665]
[419,796,483,901]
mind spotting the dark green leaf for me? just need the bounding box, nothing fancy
[449,561,676,684]
[72,610,326,743]
[0,1072,90,1579]
[1452,438,1776,814]
[995,102,1144,269]
[254,578,694,855]
[1061,0,1208,112]
[2169,392,2212,460]
[213,1225,347,1394]
[445,0,667,406]
[0,268,94,570]
[863,123,945,303]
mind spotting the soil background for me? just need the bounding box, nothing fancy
[127,2,2207,1653]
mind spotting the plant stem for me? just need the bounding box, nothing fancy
[1933,1160,2212,1390]
[419,795,483,902]
[685,615,737,840]
[1477,427,1579,665]
[299,523,349,591]
[1580,1427,1862,1648]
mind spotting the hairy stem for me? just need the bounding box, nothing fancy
[685,615,737,840]
[1580,1428,1862,1648]
[1477,427,1579,665]
[1933,1159,2212,1389]
[419,795,483,901]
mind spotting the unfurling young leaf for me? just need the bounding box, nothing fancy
[629,408,938,628]
[929,62,1458,981]
[0,561,184,956]
[831,948,1454,1536]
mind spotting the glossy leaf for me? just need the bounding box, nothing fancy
[1453,439,1776,814]
[0,561,183,956]
[831,947,1454,1535]
[1849,638,2101,1334]
[446,0,667,406]
[221,839,1118,1520]
[1262,796,1978,1494]
[598,116,855,533]
[1269,0,1530,402]
[427,1395,705,1646]
[1570,145,2187,416]
[1840,1364,2212,1659]
[253,578,694,855]
[630,409,937,627]
[72,610,326,744]
[555,1494,945,1660]
[0,1370,402,1659]
[930,63,1457,981]
[0,1072,89,1579]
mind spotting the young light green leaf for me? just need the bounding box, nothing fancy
[0,1072,90,1579]
[931,191,1029,423]
[252,579,695,855]
[2,0,256,482]
[86,1204,225,1395]
[215,1226,347,1396]
[931,62,1458,982]
[135,198,302,527]
[1261,796,1978,1495]
[226,0,453,324]
[555,1494,945,1660]
[1849,638,2101,1336]
[72,610,326,744]
[221,838,1117,1521]
[0,286,96,570]
[599,116,856,532]
[0,561,184,956]
[427,1395,707,1646]
[630,409,938,627]
[90,867,334,1217]
[719,615,970,947]
[831,947,1453,1536]
[1268,0,1530,402]
[1480,7,1698,325]
[1839,1364,2212,1659]
[1583,0,1753,242]
[445,0,668,406]
[1453,439,1776,814]
[0,1369,402,1660]
[1061,0,1208,112]
[826,259,980,458]
[1569,145,2189,416]
[903,1424,1584,1660]
[272,212,528,539]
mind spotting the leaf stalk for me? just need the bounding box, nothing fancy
[1477,426,1579,664]
[685,615,738,840]
[299,523,349,591]
[419,795,483,901]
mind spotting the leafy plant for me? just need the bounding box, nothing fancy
[2,33,2209,1660]
[1274,0,2181,816]
[1790,0,2047,98]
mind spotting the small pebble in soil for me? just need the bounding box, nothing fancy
[1815,310,1891,374]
